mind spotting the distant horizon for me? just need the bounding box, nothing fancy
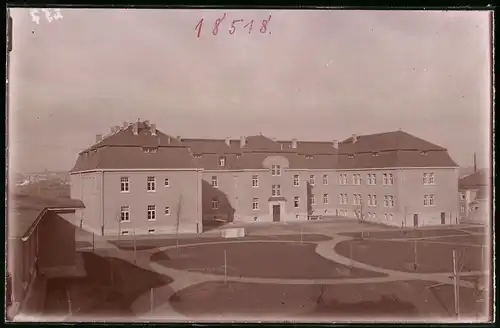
[8,9,491,172]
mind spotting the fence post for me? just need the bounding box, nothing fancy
[92,232,95,252]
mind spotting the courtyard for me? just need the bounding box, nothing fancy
[42,219,490,322]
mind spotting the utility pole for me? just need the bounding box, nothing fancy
[413,239,418,270]
[453,249,460,319]
[224,250,228,285]
[133,229,137,264]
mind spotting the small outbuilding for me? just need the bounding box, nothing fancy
[7,193,85,320]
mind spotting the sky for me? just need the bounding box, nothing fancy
[8,8,492,173]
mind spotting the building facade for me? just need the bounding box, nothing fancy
[459,169,490,224]
[69,121,460,236]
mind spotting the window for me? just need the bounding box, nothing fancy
[148,229,156,234]
[383,173,394,185]
[353,194,361,205]
[367,173,377,185]
[194,154,203,159]
[322,174,328,185]
[389,214,393,220]
[293,175,300,187]
[310,195,316,206]
[219,156,226,167]
[271,164,281,176]
[305,155,314,160]
[164,178,170,187]
[294,196,299,208]
[165,206,170,215]
[339,193,348,205]
[352,174,361,185]
[384,195,395,208]
[212,198,219,210]
[309,175,315,186]
[147,176,156,192]
[323,193,329,204]
[424,194,435,207]
[252,175,259,187]
[143,147,158,153]
[338,173,348,185]
[460,205,465,213]
[368,194,377,207]
[120,206,130,222]
[252,198,259,210]
[121,230,130,236]
[147,205,156,221]
[211,176,218,188]
[348,154,355,159]
[423,172,435,185]
[120,177,130,192]
[372,152,379,157]
[271,184,281,197]
[460,192,466,200]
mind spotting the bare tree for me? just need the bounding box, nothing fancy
[175,194,183,256]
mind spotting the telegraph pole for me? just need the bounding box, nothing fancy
[453,249,459,319]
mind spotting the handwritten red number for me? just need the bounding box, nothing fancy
[260,15,272,34]
[195,18,203,38]
[244,20,254,34]
[213,13,226,36]
[229,19,243,35]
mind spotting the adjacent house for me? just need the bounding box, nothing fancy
[459,169,491,224]
[7,193,84,320]
[69,121,460,234]
[69,121,203,236]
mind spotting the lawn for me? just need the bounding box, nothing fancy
[43,252,173,320]
[335,238,484,273]
[339,227,485,240]
[151,241,385,279]
[170,280,485,321]
[110,234,331,251]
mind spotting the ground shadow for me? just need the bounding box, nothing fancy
[43,251,173,319]
[201,180,235,232]
[312,294,416,317]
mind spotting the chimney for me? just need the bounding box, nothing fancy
[110,126,116,134]
[95,134,103,143]
[115,125,120,132]
[352,134,358,143]
[122,122,128,129]
[150,124,157,136]
[291,139,298,149]
[167,137,171,144]
[225,138,231,147]
[132,122,139,135]
[144,120,150,127]
[177,136,182,141]
[333,140,339,149]
[240,136,246,148]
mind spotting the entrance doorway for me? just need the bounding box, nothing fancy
[413,214,419,227]
[441,212,446,225]
[272,205,280,222]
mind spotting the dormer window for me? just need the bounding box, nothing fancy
[194,154,203,159]
[219,156,226,167]
[421,151,428,156]
[142,147,158,153]
[372,152,379,157]
[348,154,355,159]
[305,155,314,160]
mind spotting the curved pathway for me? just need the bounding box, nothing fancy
[89,229,487,320]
